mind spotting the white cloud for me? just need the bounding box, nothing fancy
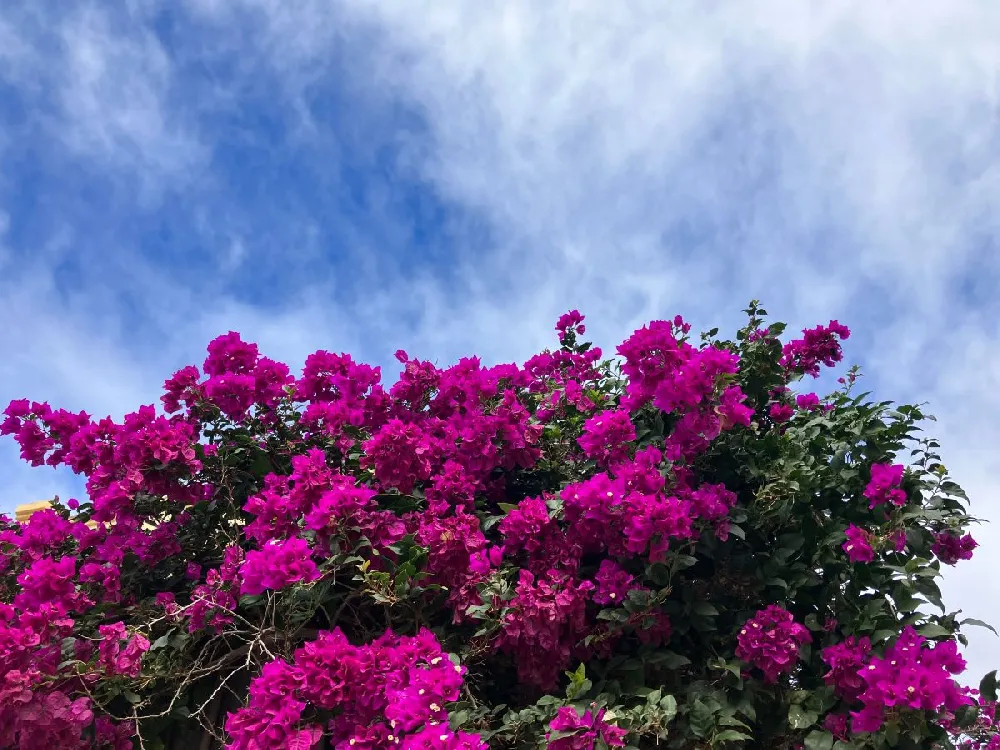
[57,6,205,192]
[0,3,205,198]
[0,3,212,513]
[906,322,1000,678]
[0,257,156,514]
[197,1,1000,349]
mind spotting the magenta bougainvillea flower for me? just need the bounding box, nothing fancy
[736,605,811,683]
[864,462,907,508]
[0,306,990,749]
[843,524,875,563]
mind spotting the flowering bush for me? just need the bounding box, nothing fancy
[0,300,997,749]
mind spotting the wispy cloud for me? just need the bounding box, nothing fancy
[1,0,998,676]
[2,4,205,200]
[56,7,205,186]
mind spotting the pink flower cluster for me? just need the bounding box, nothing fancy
[487,431,736,685]
[577,409,636,467]
[766,388,831,424]
[166,331,294,420]
[769,402,794,423]
[96,622,150,678]
[942,698,1000,749]
[0,307,988,747]
[592,560,636,606]
[238,536,319,596]
[616,319,753,459]
[556,310,587,342]
[795,392,822,411]
[864,463,906,508]
[822,635,872,703]
[735,605,811,683]
[225,628,485,749]
[823,711,850,740]
[846,627,971,733]
[822,629,981,738]
[496,569,596,689]
[843,525,875,563]
[556,450,737,567]
[0,588,130,748]
[547,705,627,749]
[780,320,851,377]
[933,530,978,565]
[185,546,242,633]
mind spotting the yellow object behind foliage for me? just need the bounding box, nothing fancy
[15,500,53,523]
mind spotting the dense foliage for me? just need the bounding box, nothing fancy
[1,302,997,749]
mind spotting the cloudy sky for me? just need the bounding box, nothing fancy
[1,0,999,678]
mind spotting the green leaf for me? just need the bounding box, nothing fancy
[565,662,592,700]
[690,601,719,617]
[980,670,998,703]
[596,608,628,622]
[788,705,818,730]
[777,532,804,552]
[714,729,752,742]
[883,719,900,744]
[858,629,889,646]
[689,699,715,738]
[672,554,698,571]
[647,650,691,669]
[803,730,835,750]
[548,729,584,742]
[660,694,678,721]
[917,622,952,639]
[374,493,423,514]
[718,714,751,730]
[962,617,999,636]
[149,634,171,651]
[708,657,743,678]
[953,704,979,729]
[890,588,921,613]
[646,562,672,586]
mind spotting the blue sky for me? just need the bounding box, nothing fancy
[2,1,1000,675]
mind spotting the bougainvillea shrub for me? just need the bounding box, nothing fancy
[1,301,997,749]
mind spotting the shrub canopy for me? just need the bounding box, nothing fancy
[1,301,996,749]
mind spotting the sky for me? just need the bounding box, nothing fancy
[1,0,999,678]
